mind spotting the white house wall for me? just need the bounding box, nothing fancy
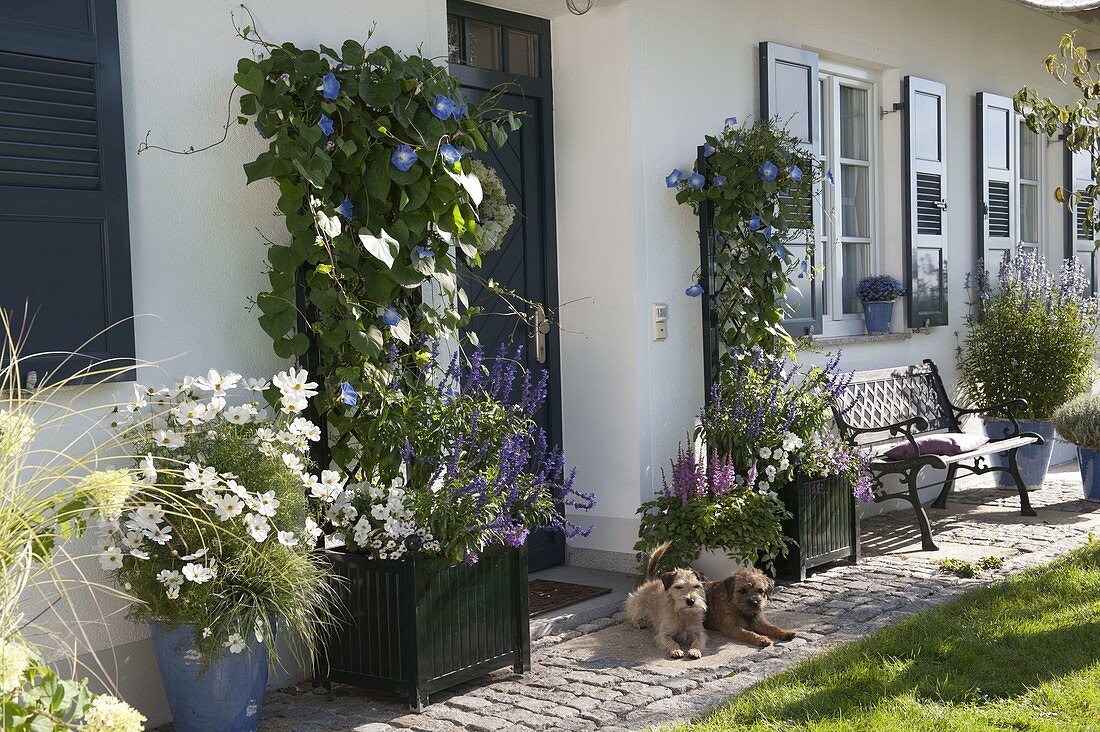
[554,0,1100,561]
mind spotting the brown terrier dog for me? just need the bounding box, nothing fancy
[625,543,708,659]
[704,567,796,647]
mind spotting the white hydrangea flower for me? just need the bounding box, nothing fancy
[0,641,33,694]
[81,694,146,732]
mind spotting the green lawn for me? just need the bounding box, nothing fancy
[669,540,1100,732]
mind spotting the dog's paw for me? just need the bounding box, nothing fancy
[754,636,773,647]
[687,648,702,659]
[779,631,797,641]
[632,619,648,630]
[669,648,684,659]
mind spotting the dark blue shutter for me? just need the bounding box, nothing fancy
[759,41,823,337]
[0,0,134,382]
[977,92,1017,271]
[903,76,949,328]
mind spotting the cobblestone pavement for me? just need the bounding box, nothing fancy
[257,471,1100,732]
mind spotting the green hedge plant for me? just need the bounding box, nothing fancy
[958,248,1099,420]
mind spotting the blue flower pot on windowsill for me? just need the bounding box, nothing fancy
[150,621,269,732]
[1077,447,1100,502]
[862,300,895,335]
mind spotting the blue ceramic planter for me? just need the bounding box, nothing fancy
[986,419,1055,491]
[150,622,269,732]
[862,301,894,335]
[1077,447,1100,502]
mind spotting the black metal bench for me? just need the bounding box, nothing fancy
[831,359,1041,551]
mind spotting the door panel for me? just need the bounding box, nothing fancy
[449,2,563,571]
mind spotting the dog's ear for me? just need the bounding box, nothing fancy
[693,569,708,584]
[661,572,676,591]
[723,576,737,601]
[764,576,776,597]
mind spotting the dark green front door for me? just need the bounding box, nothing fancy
[447,2,564,571]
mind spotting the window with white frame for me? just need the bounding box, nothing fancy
[818,66,879,327]
[1018,120,1042,252]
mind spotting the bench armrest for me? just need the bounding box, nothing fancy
[952,398,1028,437]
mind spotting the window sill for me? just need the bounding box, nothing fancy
[808,332,913,347]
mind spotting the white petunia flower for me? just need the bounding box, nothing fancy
[758,446,773,460]
[224,633,246,654]
[272,367,318,399]
[99,547,123,571]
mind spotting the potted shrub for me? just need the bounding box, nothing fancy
[855,275,905,335]
[1052,392,1100,502]
[317,344,594,710]
[99,368,336,732]
[637,350,874,580]
[959,248,1100,490]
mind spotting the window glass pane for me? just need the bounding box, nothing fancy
[841,164,870,238]
[774,60,813,143]
[985,106,1010,170]
[913,91,941,162]
[839,86,868,161]
[1019,122,1039,181]
[507,29,538,77]
[447,16,463,64]
[1020,182,1039,244]
[842,241,871,314]
[466,20,502,71]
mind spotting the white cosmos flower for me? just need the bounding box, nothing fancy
[193,369,242,396]
[107,411,133,430]
[182,563,215,583]
[224,633,246,654]
[145,524,173,545]
[302,474,321,492]
[214,494,245,521]
[181,548,207,561]
[243,377,270,393]
[99,547,123,571]
[129,549,149,560]
[321,469,345,490]
[288,417,322,441]
[121,530,144,550]
[154,429,185,449]
[204,397,226,418]
[156,569,183,591]
[255,427,276,443]
[254,491,280,518]
[139,454,157,485]
[173,400,207,425]
[131,383,149,410]
[223,405,257,425]
[277,531,297,547]
[280,392,308,415]
[183,463,219,491]
[243,513,270,543]
[282,453,304,473]
[304,517,322,542]
[225,479,250,499]
[202,627,212,638]
[272,367,318,399]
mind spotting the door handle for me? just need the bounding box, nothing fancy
[534,305,550,364]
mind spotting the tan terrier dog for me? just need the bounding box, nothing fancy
[625,542,708,659]
[704,567,796,647]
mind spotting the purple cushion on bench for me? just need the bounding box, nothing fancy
[882,432,990,460]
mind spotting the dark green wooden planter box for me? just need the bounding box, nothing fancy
[774,473,860,581]
[318,545,530,710]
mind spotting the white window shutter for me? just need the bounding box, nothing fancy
[978,92,1018,269]
[759,41,822,337]
[1066,146,1098,294]
[904,76,949,328]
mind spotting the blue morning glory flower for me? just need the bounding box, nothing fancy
[763,225,774,241]
[703,143,716,157]
[665,169,683,188]
[685,283,705,297]
[321,72,340,100]
[440,144,463,164]
[339,381,359,406]
[392,144,418,172]
[712,175,727,186]
[318,113,334,136]
[774,242,788,262]
[798,259,809,279]
[415,245,435,258]
[687,172,706,190]
[724,116,738,128]
[758,161,778,181]
[788,165,803,182]
[382,305,402,327]
[748,214,762,231]
[337,197,353,219]
[254,122,267,139]
[453,103,468,121]
[432,94,456,120]
[826,169,835,185]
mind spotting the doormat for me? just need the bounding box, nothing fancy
[528,579,612,617]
